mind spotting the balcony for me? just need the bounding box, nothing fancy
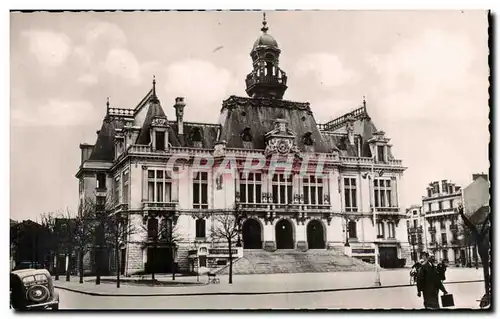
[142,201,177,211]
[374,207,400,214]
[95,187,107,197]
[450,224,459,231]
[428,226,436,233]
[429,241,437,246]
[408,226,423,234]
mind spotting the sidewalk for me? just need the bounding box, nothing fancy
[54,268,485,296]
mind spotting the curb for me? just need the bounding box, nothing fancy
[55,279,484,297]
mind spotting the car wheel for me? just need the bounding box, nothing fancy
[51,304,59,311]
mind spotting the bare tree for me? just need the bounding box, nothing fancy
[141,214,183,283]
[209,208,242,284]
[457,204,491,308]
[74,197,99,284]
[103,212,138,288]
[40,212,59,279]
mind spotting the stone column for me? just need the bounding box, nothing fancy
[296,219,307,251]
[263,218,276,251]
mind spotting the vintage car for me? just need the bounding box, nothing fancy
[10,268,59,311]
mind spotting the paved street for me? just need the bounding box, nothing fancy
[57,281,484,309]
[54,267,484,296]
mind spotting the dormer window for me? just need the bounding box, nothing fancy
[191,127,203,148]
[303,132,314,146]
[241,127,253,142]
[377,145,385,162]
[155,131,165,151]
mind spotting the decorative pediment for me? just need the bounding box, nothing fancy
[264,119,300,157]
[368,130,390,144]
[152,116,169,127]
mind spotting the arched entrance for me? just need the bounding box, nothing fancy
[307,220,325,249]
[242,219,262,249]
[275,219,294,249]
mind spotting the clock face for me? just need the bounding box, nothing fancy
[277,140,289,154]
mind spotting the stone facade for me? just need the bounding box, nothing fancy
[75,15,409,275]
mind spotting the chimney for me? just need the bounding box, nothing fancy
[174,97,186,136]
[473,173,488,181]
[79,143,94,164]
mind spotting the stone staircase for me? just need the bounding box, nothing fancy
[217,249,375,275]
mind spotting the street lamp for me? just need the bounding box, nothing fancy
[369,163,381,287]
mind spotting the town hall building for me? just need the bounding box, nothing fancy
[76,15,409,275]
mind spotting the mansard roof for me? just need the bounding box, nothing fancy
[88,117,124,161]
[169,122,220,148]
[218,96,330,153]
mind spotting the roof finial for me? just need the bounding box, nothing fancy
[261,11,268,33]
[362,95,366,108]
[150,74,160,103]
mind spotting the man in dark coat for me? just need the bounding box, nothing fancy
[417,252,448,309]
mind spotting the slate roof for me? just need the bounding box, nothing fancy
[218,96,330,153]
[88,117,124,161]
[169,122,220,148]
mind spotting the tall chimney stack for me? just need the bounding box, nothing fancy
[174,97,186,136]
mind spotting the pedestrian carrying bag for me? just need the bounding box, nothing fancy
[441,293,455,308]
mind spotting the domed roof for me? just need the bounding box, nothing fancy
[253,33,279,49]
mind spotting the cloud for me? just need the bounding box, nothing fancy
[21,30,72,68]
[367,28,488,122]
[11,99,96,127]
[77,73,99,85]
[103,48,142,85]
[83,21,127,49]
[295,53,358,88]
[162,59,236,122]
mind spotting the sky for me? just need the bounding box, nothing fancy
[10,10,490,222]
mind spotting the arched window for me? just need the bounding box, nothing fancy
[195,218,206,238]
[348,221,357,239]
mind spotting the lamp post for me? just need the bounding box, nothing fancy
[369,160,381,287]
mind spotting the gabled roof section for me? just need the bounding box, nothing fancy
[88,117,124,161]
[135,99,173,145]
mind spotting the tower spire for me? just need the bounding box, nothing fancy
[151,75,159,103]
[261,12,268,33]
[106,97,110,114]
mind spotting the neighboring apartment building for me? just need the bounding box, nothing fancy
[76,15,410,275]
[405,205,425,262]
[422,180,463,264]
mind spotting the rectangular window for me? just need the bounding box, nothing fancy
[387,222,395,238]
[374,178,392,208]
[443,249,448,260]
[239,173,262,204]
[343,177,357,212]
[348,221,357,239]
[440,219,445,229]
[272,174,293,204]
[427,189,432,197]
[428,203,432,213]
[155,131,165,151]
[303,175,324,205]
[122,170,129,204]
[438,201,442,211]
[147,169,172,202]
[449,199,454,209]
[377,145,385,162]
[377,222,385,238]
[114,177,120,204]
[413,220,417,228]
[431,233,436,243]
[193,172,209,209]
[441,233,447,245]
[96,173,106,190]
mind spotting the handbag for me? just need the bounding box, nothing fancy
[441,293,455,308]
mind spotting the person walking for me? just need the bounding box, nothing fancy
[417,252,448,309]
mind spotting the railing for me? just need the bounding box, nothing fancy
[340,156,374,165]
[428,227,436,233]
[408,226,423,234]
[375,207,400,213]
[208,247,243,258]
[188,250,197,256]
[128,144,152,154]
[429,241,437,246]
[108,107,134,117]
[320,106,367,132]
[142,202,177,210]
[245,72,287,88]
[450,224,459,231]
